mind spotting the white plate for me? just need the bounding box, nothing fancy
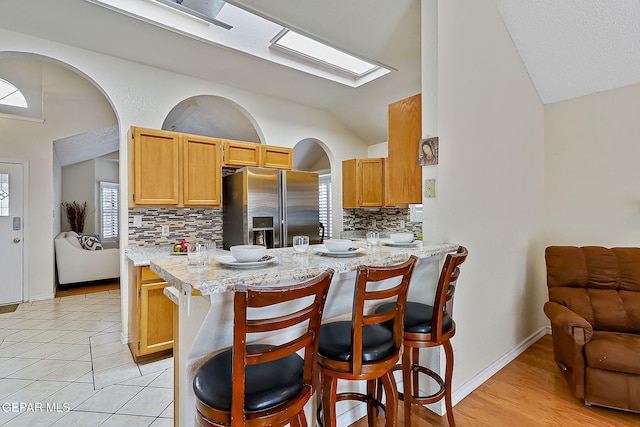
[380,239,419,247]
[313,246,365,257]
[215,255,276,268]
[170,252,188,255]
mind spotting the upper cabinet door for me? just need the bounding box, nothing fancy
[130,127,181,206]
[261,145,293,170]
[182,135,222,207]
[222,140,260,167]
[387,94,422,205]
[358,158,384,207]
[342,158,384,208]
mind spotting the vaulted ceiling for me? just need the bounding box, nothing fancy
[1,0,639,148]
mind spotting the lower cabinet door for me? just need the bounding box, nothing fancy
[140,281,174,354]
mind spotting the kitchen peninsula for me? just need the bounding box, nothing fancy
[144,242,459,426]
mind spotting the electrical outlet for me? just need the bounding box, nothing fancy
[400,219,405,228]
[161,225,170,236]
[133,215,142,227]
[424,179,436,198]
[372,219,376,227]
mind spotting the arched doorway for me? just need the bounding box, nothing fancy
[0,53,119,299]
[293,138,333,239]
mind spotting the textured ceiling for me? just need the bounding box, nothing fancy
[495,0,640,104]
[53,125,119,166]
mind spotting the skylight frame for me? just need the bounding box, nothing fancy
[85,0,393,87]
[270,29,380,78]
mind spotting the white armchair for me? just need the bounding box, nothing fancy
[54,231,120,286]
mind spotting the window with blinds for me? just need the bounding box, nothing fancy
[319,174,332,239]
[100,182,119,240]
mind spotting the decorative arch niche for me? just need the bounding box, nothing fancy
[162,95,262,143]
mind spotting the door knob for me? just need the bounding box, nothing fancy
[13,238,21,243]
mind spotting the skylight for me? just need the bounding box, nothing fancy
[0,79,28,108]
[271,30,379,77]
[86,0,392,87]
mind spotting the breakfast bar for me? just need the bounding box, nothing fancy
[149,241,459,427]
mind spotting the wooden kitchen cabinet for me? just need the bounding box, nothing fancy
[128,265,173,362]
[222,139,261,167]
[387,93,422,205]
[129,127,222,207]
[222,139,293,170]
[260,145,293,170]
[182,134,222,206]
[342,158,385,208]
[130,127,181,206]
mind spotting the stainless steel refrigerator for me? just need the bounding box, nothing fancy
[222,167,320,249]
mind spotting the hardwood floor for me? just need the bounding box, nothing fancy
[54,279,120,298]
[350,335,639,426]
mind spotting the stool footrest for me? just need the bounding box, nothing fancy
[317,392,387,427]
[407,363,446,404]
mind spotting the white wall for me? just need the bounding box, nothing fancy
[545,83,640,247]
[368,142,388,158]
[0,28,369,334]
[60,154,118,235]
[52,153,61,237]
[62,160,95,233]
[433,0,547,397]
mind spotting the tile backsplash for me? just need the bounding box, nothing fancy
[128,207,223,246]
[128,206,420,247]
[342,208,422,234]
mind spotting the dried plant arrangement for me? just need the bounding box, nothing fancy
[61,200,88,233]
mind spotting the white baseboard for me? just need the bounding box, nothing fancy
[451,326,551,408]
[336,403,368,426]
[120,332,129,345]
[330,327,552,424]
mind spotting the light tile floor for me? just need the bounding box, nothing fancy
[0,290,173,426]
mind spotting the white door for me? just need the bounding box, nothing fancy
[0,162,24,305]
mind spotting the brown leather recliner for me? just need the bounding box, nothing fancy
[544,246,640,412]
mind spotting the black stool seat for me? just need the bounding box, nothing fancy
[316,256,418,427]
[193,344,304,412]
[375,246,468,427]
[376,301,453,334]
[319,321,395,363]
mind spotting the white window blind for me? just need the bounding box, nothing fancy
[100,182,119,240]
[319,174,332,239]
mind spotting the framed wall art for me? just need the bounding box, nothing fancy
[418,137,438,166]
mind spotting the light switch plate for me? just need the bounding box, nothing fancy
[133,215,142,227]
[161,225,170,236]
[424,179,436,198]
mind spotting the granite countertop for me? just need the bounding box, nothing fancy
[145,241,459,296]
[125,245,178,267]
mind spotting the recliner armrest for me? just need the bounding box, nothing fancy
[544,301,593,346]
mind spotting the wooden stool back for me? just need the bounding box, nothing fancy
[195,269,334,427]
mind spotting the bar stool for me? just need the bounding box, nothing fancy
[375,246,468,426]
[317,256,418,427]
[193,269,334,427]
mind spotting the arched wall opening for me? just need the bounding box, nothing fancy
[162,95,263,143]
[293,137,337,239]
[0,51,120,302]
[128,94,266,250]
